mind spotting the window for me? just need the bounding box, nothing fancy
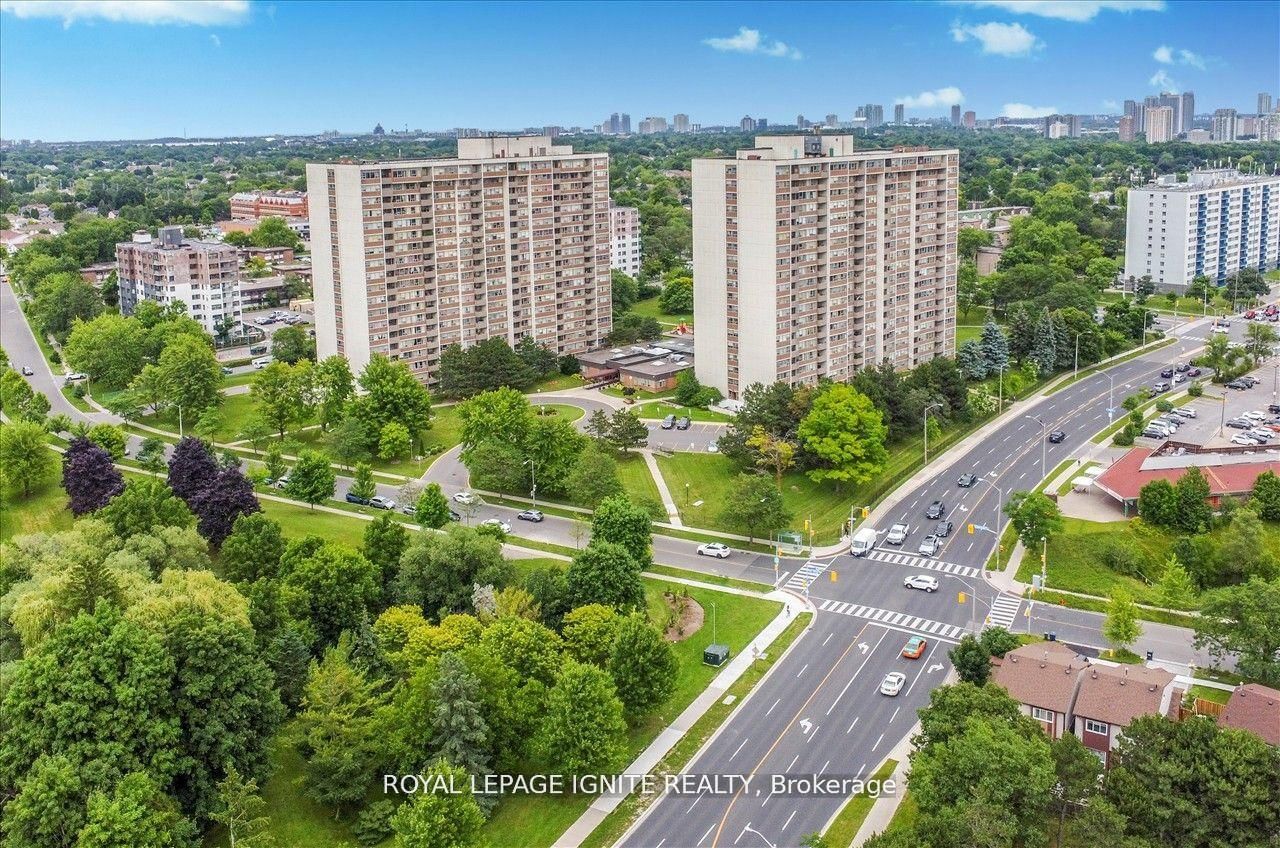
[1030,707,1053,723]
[1084,719,1108,735]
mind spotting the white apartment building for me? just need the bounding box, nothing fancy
[116,226,241,336]
[1124,169,1280,291]
[305,136,612,385]
[609,203,642,277]
[1144,106,1174,143]
[693,136,958,399]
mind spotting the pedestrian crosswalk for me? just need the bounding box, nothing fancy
[785,560,830,592]
[864,549,981,579]
[984,594,1023,631]
[816,598,966,641]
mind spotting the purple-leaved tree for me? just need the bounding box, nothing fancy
[167,436,219,505]
[62,436,125,516]
[191,465,261,546]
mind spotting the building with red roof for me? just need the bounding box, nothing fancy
[1092,445,1280,515]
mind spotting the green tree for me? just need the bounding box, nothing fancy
[719,473,793,543]
[136,436,168,475]
[264,444,288,483]
[584,408,611,443]
[608,614,678,720]
[327,414,373,469]
[1050,732,1102,844]
[248,217,304,249]
[745,426,796,488]
[314,355,355,431]
[237,416,273,455]
[63,313,146,387]
[1250,470,1280,522]
[363,513,409,601]
[1243,321,1280,366]
[565,542,645,611]
[607,408,649,453]
[1174,466,1212,533]
[430,652,491,779]
[97,478,196,537]
[414,483,453,529]
[1,368,51,422]
[194,407,224,443]
[379,421,413,462]
[958,226,995,259]
[1194,577,1280,685]
[389,761,486,848]
[591,495,652,564]
[1003,490,1063,548]
[211,764,275,848]
[220,512,286,583]
[156,334,221,416]
[1102,588,1142,653]
[285,450,336,510]
[1137,478,1178,528]
[535,660,628,777]
[30,272,103,340]
[271,325,315,365]
[294,638,388,817]
[357,354,432,439]
[350,461,377,502]
[561,604,620,667]
[457,387,532,461]
[658,276,693,314]
[252,361,311,438]
[948,635,995,685]
[0,419,56,497]
[75,771,195,848]
[1156,554,1196,610]
[611,268,639,311]
[564,443,624,508]
[796,384,889,487]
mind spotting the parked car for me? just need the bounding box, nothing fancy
[399,503,416,516]
[20,366,33,376]
[885,523,909,545]
[1048,430,1066,443]
[917,535,941,556]
[345,492,370,506]
[1240,375,1260,387]
[660,414,676,430]
[880,672,907,697]
[935,519,954,538]
[448,510,461,522]
[1231,434,1261,446]
[1151,382,1170,394]
[1243,411,1265,421]
[64,372,88,384]
[1226,418,1252,429]
[369,496,396,510]
[452,491,476,505]
[957,473,977,488]
[1226,380,1250,390]
[675,416,691,430]
[517,509,544,522]
[1268,404,1280,414]
[480,518,511,534]
[272,475,290,489]
[1172,407,1198,419]
[1172,373,1186,384]
[697,542,732,558]
[1211,325,1230,334]
[904,574,939,593]
[925,500,946,519]
[252,356,272,369]
[901,636,928,660]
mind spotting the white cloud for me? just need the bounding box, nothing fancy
[209,33,221,46]
[1102,99,1119,110]
[1177,48,1205,69]
[950,21,1041,56]
[703,26,802,60]
[1153,44,1173,63]
[1002,102,1059,118]
[943,1,1165,22]
[0,0,249,26]
[1149,68,1180,90]
[896,87,966,109]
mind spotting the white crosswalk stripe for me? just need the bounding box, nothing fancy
[817,598,965,641]
[984,594,1023,631]
[785,560,829,591]
[864,549,981,579]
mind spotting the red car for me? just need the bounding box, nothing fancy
[1244,310,1257,319]
[902,636,928,660]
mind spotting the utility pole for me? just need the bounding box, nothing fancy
[923,402,942,466]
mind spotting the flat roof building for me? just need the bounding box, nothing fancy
[692,135,958,399]
[229,189,308,222]
[306,136,612,385]
[1124,168,1280,290]
[609,203,642,278]
[116,226,241,337]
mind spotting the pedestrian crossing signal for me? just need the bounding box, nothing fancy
[967,523,975,535]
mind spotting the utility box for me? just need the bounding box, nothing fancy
[703,644,731,667]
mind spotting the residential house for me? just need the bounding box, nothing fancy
[1219,683,1280,746]
[989,642,1086,740]
[1071,664,1181,766]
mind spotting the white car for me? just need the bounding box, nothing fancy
[452,491,476,505]
[369,496,396,510]
[697,542,731,558]
[904,574,939,593]
[1243,411,1265,422]
[885,523,909,545]
[1173,407,1198,419]
[252,356,272,369]
[880,672,907,697]
[1231,434,1261,446]
[1248,428,1274,442]
[1211,325,1230,334]
[917,535,940,556]
[480,518,511,533]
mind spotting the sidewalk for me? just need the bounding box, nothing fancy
[642,449,683,527]
[554,590,815,848]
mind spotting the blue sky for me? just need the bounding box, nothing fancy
[1,0,1277,141]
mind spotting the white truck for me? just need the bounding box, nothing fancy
[851,527,877,557]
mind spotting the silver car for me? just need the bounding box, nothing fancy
[917,535,940,556]
[885,523,909,545]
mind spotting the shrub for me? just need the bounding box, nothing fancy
[1113,427,1135,447]
[1155,399,1173,413]
[72,383,86,398]
[50,350,61,364]
[1103,541,1144,578]
[1187,381,1204,398]
[353,800,398,846]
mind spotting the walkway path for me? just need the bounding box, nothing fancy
[642,449,683,527]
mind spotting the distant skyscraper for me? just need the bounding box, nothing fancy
[1118,115,1136,142]
[1156,92,1184,135]
[1179,92,1195,132]
[608,113,621,134]
[757,118,768,129]
[796,114,809,129]
[1259,92,1274,115]
[894,104,905,124]
[740,115,757,132]
[673,113,690,133]
[825,113,839,127]
[1144,106,1174,142]
[950,104,962,125]
[962,110,976,129]
[1123,99,1139,128]
[1211,108,1238,141]
[862,104,884,128]
[621,114,631,134]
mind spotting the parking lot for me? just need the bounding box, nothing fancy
[1149,362,1280,448]
[645,420,725,452]
[244,307,311,331]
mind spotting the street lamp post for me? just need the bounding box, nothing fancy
[1104,372,1116,423]
[923,402,942,466]
[976,475,1006,575]
[1073,331,1092,381]
[524,458,538,511]
[1024,414,1047,482]
[996,363,1006,414]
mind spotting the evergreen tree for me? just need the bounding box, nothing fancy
[1030,309,1058,377]
[1174,466,1212,533]
[211,764,275,848]
[430,653,491,784]
[955,338,988,380]
[1103,588,1142,653]
[979,318,1010,374]
[1156,554,1196,610]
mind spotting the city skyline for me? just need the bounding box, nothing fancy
[1,0,1277,141]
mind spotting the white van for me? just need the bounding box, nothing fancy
[851,526,878,557]
[252,356,273,369]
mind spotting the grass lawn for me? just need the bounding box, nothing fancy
[1099,290,1233,317]
[884,791,919,835]
[821,758,899,847]
[615,453,664,508]
[529,372,588,393]
[0,477,72,543]
[221,372,257,390]
[424,404,465,452]
[632,400,733,423]
[140,392,263,442]
[259,498,371,549]
[60,386,94,413]
[956,324,983,346]
[629,295,690,328]
[1188,684,1231,706]
[602,385,670,402]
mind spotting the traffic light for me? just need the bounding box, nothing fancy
[804,519,811,532]
[861,506,870,518]
[830,571,838,582]
[967,523,975,535]
[958,591,967,604]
